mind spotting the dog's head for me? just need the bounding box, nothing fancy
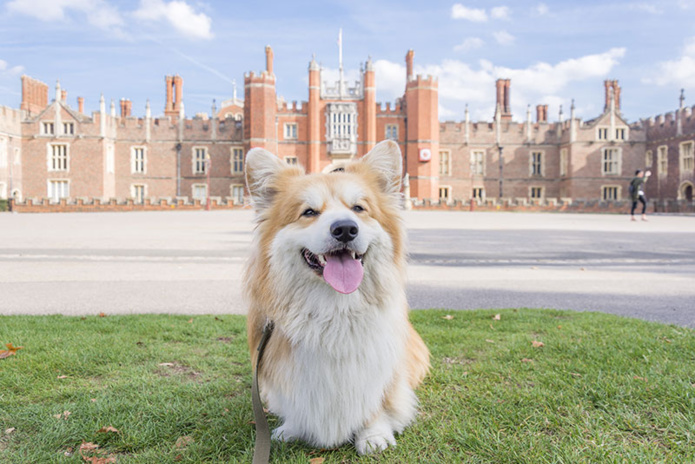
[245,141,404,296]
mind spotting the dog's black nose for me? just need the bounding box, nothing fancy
[331,219,359,243]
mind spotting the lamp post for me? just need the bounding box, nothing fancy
[205,152,211,211]
[498,145,504,199]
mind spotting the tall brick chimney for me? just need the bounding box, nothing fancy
[61,90,67,102]
[77,97,84,113]
[164,75,183,118]
[21,75,49,114]
[265,45,274,75]
[604,80,621,112]
[406,49,414,82]
[536,104,548,123]
[495,79,512,120]
[120,98,131,118]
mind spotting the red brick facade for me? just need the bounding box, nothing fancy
[1,47,694,209]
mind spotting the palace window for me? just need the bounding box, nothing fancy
[231,147,244,174]
[284,123,298,139]
[48,180,69,202]
[560,148,568,177]
[42,122,54,135]
[192,184,207,201]
[326,102,358,155]
[597,127,608,140]
[439,150,450,176]
[680,141,694,172]
[602,186,619,200]
[530,187,543,199]
[645,150,653,168]
[439,186,451,201]
[131,147,146,174]
[131,184,146,204]
[63,122,74,135]
[531,151,543,177]
[658,146,668,176]
[231,184,244,205]
[471,150,484,175]
[48,144,68,171]
[615,127,627,140]
[472,188,484,200]
[193,147,208,174]
[385,124,398,140]
[284,156,298,165]
[602,148,621,175]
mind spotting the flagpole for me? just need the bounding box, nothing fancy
[338,28,344,98]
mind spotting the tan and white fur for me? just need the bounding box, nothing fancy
[244,140,430,454]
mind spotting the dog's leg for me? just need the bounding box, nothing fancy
[271,423,299,443]
[354,412,396,455]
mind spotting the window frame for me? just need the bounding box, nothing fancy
[530,150,544,177]
[47,143,69,172]
[284,123,298,140]
[131,146,146,174]
[601,147,622,176]
[470,149,485,176]
[439,150,451,176]
[231,147,244,174]
[192,146,208,175]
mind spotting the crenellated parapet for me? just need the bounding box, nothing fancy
[406,75,438,91]
[277,100,305,114]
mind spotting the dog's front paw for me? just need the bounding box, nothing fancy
[271,424,297,442]
[355,424,396,455]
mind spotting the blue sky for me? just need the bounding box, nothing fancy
[1,0,694,124]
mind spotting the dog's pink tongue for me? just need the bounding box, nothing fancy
[323,252,364,294]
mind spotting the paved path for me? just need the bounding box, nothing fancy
[1,210,694,327]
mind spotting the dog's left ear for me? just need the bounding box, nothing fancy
[361,140,403,195]
[245,148,290,211]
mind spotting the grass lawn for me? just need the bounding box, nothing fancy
[0,309,694,463]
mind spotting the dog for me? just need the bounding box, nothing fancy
[244,140,430,455]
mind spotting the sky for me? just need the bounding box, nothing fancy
[1,0,695,124]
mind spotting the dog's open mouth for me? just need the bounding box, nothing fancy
[302,248,364,294]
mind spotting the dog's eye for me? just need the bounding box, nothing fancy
[352,205,365,213]
[302,208,319,217]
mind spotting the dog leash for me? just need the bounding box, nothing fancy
[252,320,275,464]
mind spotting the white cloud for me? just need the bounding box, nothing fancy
[0,59,24,75]
[454,37,484,52]
[629,3,662,14]
[385,47,627,121]
[451,4,487,22]
[133,0,213,40]
[535,3,549,15]
[6,0,123,29]
[644,37,695,87]
[490,6,510,20]
[493,30,515,46]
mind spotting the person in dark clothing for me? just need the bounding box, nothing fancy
[629,170,651,221]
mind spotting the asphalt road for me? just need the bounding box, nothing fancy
[1,210,694,328]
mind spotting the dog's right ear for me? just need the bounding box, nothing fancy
[245,148,289,211]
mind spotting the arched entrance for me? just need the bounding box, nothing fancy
[679,181,694,201]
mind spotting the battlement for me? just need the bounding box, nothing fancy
[406,74,438,89]
[244,71,276,85]
[376,101,402,115]
[278,100,305,113]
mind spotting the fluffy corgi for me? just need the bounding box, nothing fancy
[244,140,430,455]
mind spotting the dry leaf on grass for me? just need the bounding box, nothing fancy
[175,436,194,449]
[98,313,107,318]
[57,375,68,379]
[187,318,193,324]
[79,442,117,464]
[442,315,454,320]
[0,343,23,359]
[571,373,582,377]
[158,363,174,367]
[492,314,501,321]
[309,458,326,464]
[633,376,647,382]
[531,340,545,348]
[485,339,495,343]
[97,426,119,434]
[5,427,16,435]
[54,411,71,420]
[521,358,534,363]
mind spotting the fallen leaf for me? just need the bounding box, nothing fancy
[309,458,325,464]
[97,426,119,434]
[158,362,175,367]
[571,373,582,377]
[80,443,100,452]
[91,399,98,403]
[521,358,534,363]
[5,427,16,435]
[531,340,544,348]
[187,319,193,324]
[0,343,23,359]
[57,375,68,379]
[174,454,183,462]
[98,313,107,317]
[492,314,501,321]
[557,325,562,330]
[485,339,495,343]
[64,447,74,457]
[662,338,672,343]
[442,315,454,320]
[79,442,117,464]
[54,411,71,420]
[175,436,194,449]
[633,376,647,382]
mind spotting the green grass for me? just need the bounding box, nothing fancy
[0,309,694,463]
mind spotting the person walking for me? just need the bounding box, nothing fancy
[629,170,651,221]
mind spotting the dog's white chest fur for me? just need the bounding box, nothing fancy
[265,297,407,448]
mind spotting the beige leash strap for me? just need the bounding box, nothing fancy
[252,321,275,464]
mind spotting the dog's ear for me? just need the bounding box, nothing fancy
[245,148,290,211]
[361,140,403,195]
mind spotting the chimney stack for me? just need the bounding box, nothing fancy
[604,80,621,112]
[77,97,84,113]
[120,98,131,118]
[61,90,67,102]
[406,49,414,82]
[265,45,274,75]
[536,104,548,123]
[495,79,512,120]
